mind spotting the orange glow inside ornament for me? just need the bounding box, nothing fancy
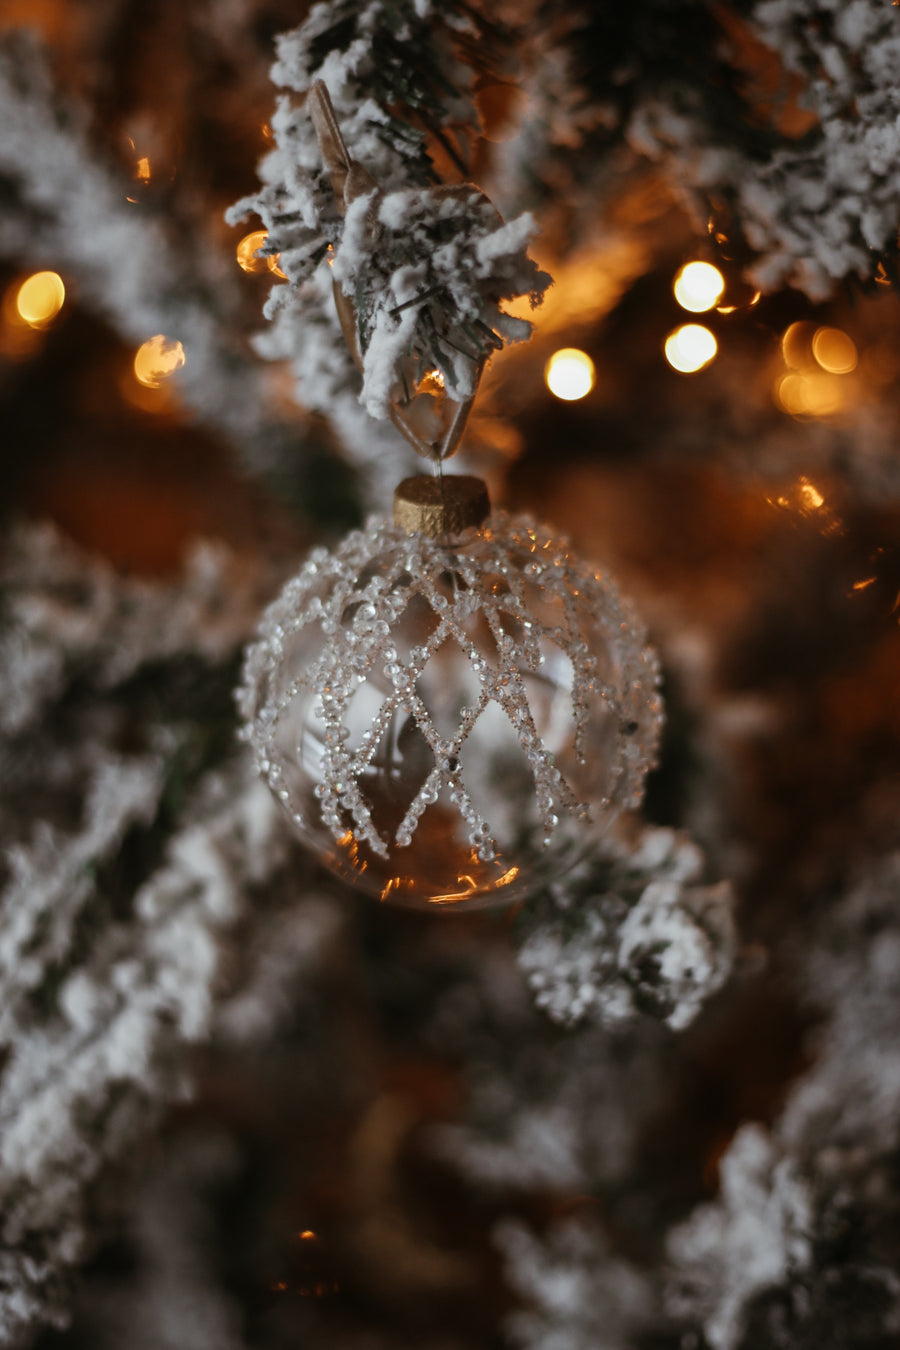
[239,475,663,911]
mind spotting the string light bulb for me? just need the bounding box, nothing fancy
[673,261,725,313]
[134,335,186,388]
[236,230,271,274]
[664,324,717,374]
[811,327,857,375]
[15,272,66,328]
[545,348,595,401]
[236,230,287,279]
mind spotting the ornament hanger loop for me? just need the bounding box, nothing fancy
[308,81,485,463]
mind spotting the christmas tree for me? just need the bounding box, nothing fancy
[2,2,900,1347]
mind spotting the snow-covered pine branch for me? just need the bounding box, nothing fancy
[498,0,900,300]
[666,851,900,1349]
[0,31,307,488]
[516,824,736,1033]
[228,0,550,462]
[0,522,333,1345]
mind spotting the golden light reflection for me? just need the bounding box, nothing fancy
[664,323,717,373]
[781,322,811,368]
[16,271,65,328]
[134,335,186,388]
[852,576,877,591]
[766,477,844,536]
[299,1230,316,1240]
[775,370,845,417]
[673,261,725,313]
[418,369,445,393]
[431,864,519,906]
[235,229,287,278]
[135,155,151,181]
[811,326,857,374]
[545,348,595,401]
[799,481,824,510]
[716,290,760,315]
[236,229,270,273]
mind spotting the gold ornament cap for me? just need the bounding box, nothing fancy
[393,474,490,538]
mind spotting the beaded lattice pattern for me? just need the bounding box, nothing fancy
[239,513,663,867]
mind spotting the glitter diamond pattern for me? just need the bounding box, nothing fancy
[239,513,664,883]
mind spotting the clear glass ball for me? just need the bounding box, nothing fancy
[239,513,663,911]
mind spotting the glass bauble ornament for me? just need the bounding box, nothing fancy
[239,480,663,911]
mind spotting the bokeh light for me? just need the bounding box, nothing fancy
[775,370,845,418]
[812,326,857,374]
[16,272,66,328]
[781,321,816,369]
[236,230,286,279]
[673,261,725,313]
[799,480,824,510]
[664,324,717,373]
[236,229,271,274]
[134,335,186,388]
[545,348,595,401]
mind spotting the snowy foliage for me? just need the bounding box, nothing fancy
[0,31,305,485]
[64,1134,250,1350]
[497,0,900,299]
[431,965,667,1194]
[0,524,260,740]
[627,0,900,297]
[667,1125,814,1350]
[667,853,900,1350]
[228,0,549,466]
[498,1218,653,1350]
[0,521,299,1345]
[517,826,735,1031]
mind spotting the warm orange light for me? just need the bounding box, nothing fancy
[134,335,185,388]
[236,229,270,274]
[664,324,717,373]
[673,261,725,313]
[418,369,445,394]
[812,326,857,374]
[799,480,824,510]
[135,156,151,181]
[545,348,595,401]
[775,370,844,417]
[16,271,65,328]
[235,230,287,279]
[299,1230,316,1240]
[852,576,876,591]
[781,321,816,369]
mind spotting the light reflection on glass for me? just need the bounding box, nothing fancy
[799,480,824,510]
